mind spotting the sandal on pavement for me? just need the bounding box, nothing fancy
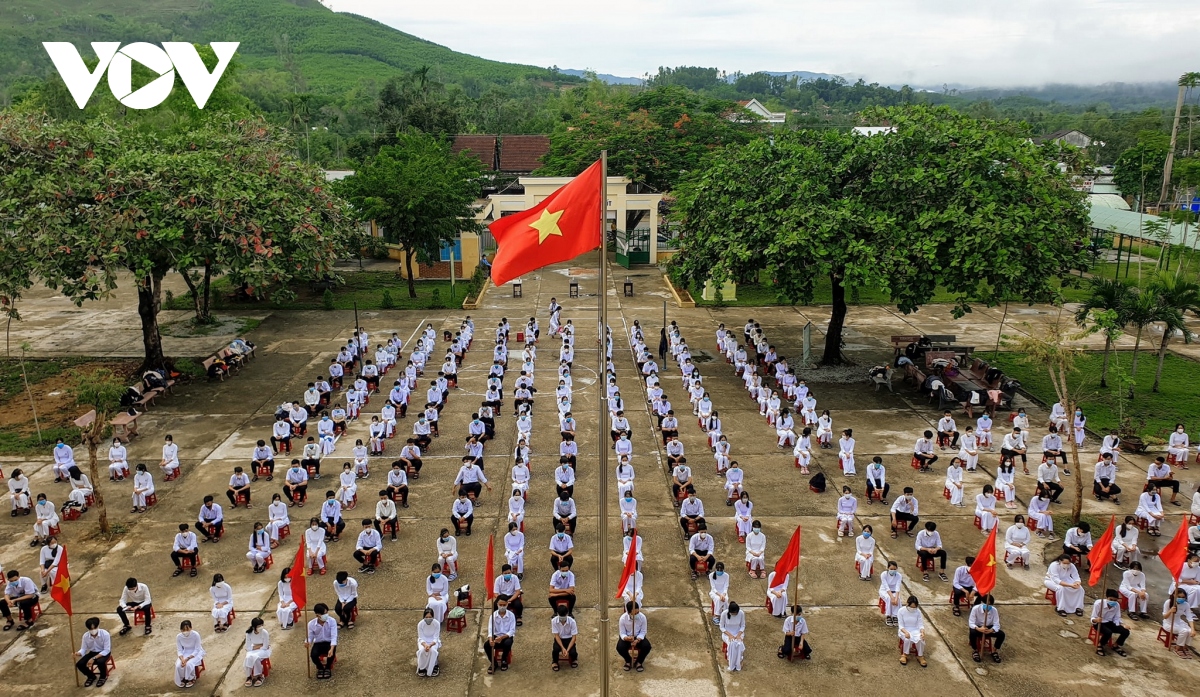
[623,663,631,672]
[991,653,1001,663]
[245,679,255,687]
[552,663,560,672]
[972,652,981,663]
[1112,647,1126,657]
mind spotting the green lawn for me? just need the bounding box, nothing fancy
[987,350,1200,442]
[167,273,462,312]
[690,272,1091,307]
[0,357,87,401]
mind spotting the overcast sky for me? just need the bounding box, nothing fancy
[326,0,1196,86]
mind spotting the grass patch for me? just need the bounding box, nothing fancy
[987,351,1200,441]
[689,271,1091,307]
[166,273,461,312]
[0,425,80,455]
[0,357,89,400]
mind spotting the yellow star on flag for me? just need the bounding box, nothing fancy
[986,554,996,567]
[54,576,71,594]
[529,208,565,244]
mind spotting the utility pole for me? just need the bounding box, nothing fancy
[1158,73,1200,209]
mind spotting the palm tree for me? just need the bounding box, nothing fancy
[1123,289,1164,380]
[1148,274,1200,392]
[1073,278,1133,387]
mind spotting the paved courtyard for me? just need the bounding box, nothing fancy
[1,255,1198,696]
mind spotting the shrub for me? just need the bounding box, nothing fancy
[322,288,335,310]
[380,289,395,309]
[429,288,446,309]
[173,358,206,378]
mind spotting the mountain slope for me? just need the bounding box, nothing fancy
[0,0,566,99]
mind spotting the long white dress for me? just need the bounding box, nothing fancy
[855,534,876,580]
[426,574,451,624]
[243,628,271,677]
[276,580,297,629]
[416,618,442,673]
[211,582,235,625]
[766,572,789,616]
[897,606,925,655]
[174,630,206,686]
[1044,562,1085,613]
[709,571,730,617]
[720,610,747,671]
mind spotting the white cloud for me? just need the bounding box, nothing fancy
[326,0,1199,86]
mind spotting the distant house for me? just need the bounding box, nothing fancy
[449,134,551,174]
[1035,129,1097,149]
[852,126,896,136]
[729,99,787,125]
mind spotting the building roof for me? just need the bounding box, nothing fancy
[499,135,551,173]
[321,170,355,182]
[852,126,896,136]
[452,135,498,171]
[1088,193,1130,210]
[1088,203,1188,242]
[730,98,786,124]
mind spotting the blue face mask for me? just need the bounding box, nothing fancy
[715,571,723,577]
[1107,600,1118,608]
[863,532,872,539]
[503,574,512,580]
[557,533,565,539]
[56,443,64,448]
[625,496,633,502]
[432,573,441,579]
[1178,598,1187,605]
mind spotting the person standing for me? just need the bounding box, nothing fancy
[75,617,112,686]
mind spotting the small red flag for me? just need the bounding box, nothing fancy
[488,159,604,286]
[289,537,308,610]
[1158,515,1191,581]
[1088,515,1117,586]
[48,546,72,616]
[485,534,496,600]
[769,525,802,589]
[968,526,998,596]
[615,531,639,599]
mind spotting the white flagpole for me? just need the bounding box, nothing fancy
[597,150,611,694]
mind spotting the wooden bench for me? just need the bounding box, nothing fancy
[134,387,163,409]
[890,335,922,356]
[202,357,225,381]
[924,350,957,369]
[109,411,141,442]
[218,348,243,374]
[925,334,957,345]
[74,410,97,430]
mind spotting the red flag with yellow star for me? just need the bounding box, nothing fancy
[488,159,603,286]
[968,526,998,596]
[49,546,72,615]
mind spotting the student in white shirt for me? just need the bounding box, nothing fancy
[108,439,129,480]
[839,429,857,476]
[720,603,747,671]
[889,487,919,538]
[854,525,876,580]
[209,573,234,631]
[173,620,206,687]
[243,618,272,686]
[937,411,959,450]
[879,560,904,625]
[951,559,976,615]
[1093,453,1122,504]
[945,457,966,507]
[52,438,77,481]
[617,602,651,671]
[707,562,731,623]
[550,603,578,669]
[913,430,938,471]
[994,459,1017,509]
[75,617,113,686]
[374,490,398,542]
[247,523,272,573]
[976,413,994,451]
[485,596,518,674]
[437,528,459,579]
[1135,485,1167,535]
[968,594,1005,663]
[915,521,948,582]
[836,486,858,537]
[959,427,979,471]
[1027,487,1054,536]
[1168,423,1191,466]
[333,571,359,628]
[1119,561,1151,620]
[777,605,812,660]
[307,604,338,679]
[1111,516,1140,568]
[276,568,298,630]
[353,520,383,572]
[1090,588,1131,658]
[896,595,927,666]
[975,485,998,534]
[1004,516,1031,567]
[416,608,442,677]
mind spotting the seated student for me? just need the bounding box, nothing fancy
[1146,456,1181,506]
[502,522,526,577]
[8,468,31,515]
[679,492,706,537]
[1091,588,1131,657]
[354,519,383,573]
[896,596,927,667]
[348,440,369,479]
[548,563,577,617]
[197,496,224,543]
[422,403,440,438]
[33,492,59,546]
[75,616,113,687]
[558,435,578,469]
[247,522,272,573]
[549,523,575,571]
[306,605,338,680]
[1000,427,1029,474]
[1027,486,1054,537]
[35,534,62,591]
[719,602,747,672]
[412,415,433,450]
[853,525,876,581]
[265,494,290,547]
[1135,485,1167,536]
[906,515,946,580]
[116,577,154,636]
[1062,520,1092,565]
[865,457,889,504]
[975,485,999,534]
[555,460,576,499]
[687,526,716,579]
[316,413,337,456]
[1172,553,1200,609]
[227,467,252,509]
[300,437,323,479]
[320,491,346,542]
[173,620,207,688]
[1004,515,1032,568]
[484,595,517,675]
[171,523,200,577]
[937,411,960,450]
[777,599,816,662]
[108,438,129,481]
[288,402,309,436]
[968,594,1005,663]
[209,573,235,631]
[435,529,459,580]
[664,435,684,466]
[330,404,348,436]
[1163,588,1198,658]
[1093,452,1122,504]
[3,569,39,630]
[451,493,474,536]
[950,557,976,616]
[283,460,309,507]
[416,608,442,677]
[913,430,938,472]
[879,561,904,627]
[944,457,966,507]
[1112,516,1140,568]
[1045,554,1086,617]
[398,440,423,478]
[617,601,651,672]
[452,457,489,500]
[550,602,578,670]
[333,570,359,629]
[423,562,452,624]
[328,358,345,390]
[724,461,745,503]
[660,410,680,443]
[373,489,398,542]
[336,462,358,510]
[890,487,919,538]
[994,460,1017,509]
[251,441,275,481]
[671,460,695,501]
[553,491,578,536]
[1120,561,1151,621]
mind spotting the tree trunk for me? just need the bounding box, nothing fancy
[1099,334,1112,388]
[85,417,109,535]
[822,272,848,366]
[1153,329,1171,392]
[200,262,213,324]
[1130,327,1143,377]
[404,250,418,298]
[137,269,167,372]
[1068,398,1083,526]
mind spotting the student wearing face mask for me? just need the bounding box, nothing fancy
[1167,424,1190,468]
[554,491,578,536]
[171,524,200,578]
[743,520,767,578]
[75,616,112,686]
[549,563,577,617]
[619,491,638,533]
[416,608,441,678]
[1163,588,1198,657]
[708,562,731,624]
[37,536,64,593]
[1170,553,1200,611]
[915,521,948,582]
[1003,516,1031,568]
[617,601,651,671]
[243,617,271,687]
[247,522,271,573]
[1146,456,1181,506]
[835,486,858,537]
[968,594,1004,663]
[1089,588,1130,657]
[720,602,746,671]
[174,620,206,687]
[896,596,926,666]
[276,568,297,630]
[493,563,524,625]
[1045,555,1085,617]
[853,525,876,581]
[210,573,234,632]
[879,561,903,626]
[304,517,328,575]
[688,526,716,580]
[1111,516,1139,569]
[485,595,517,674]
[436,529,459,580]
[451,493,475,537]
[1135,484,1166,536]
[950,558,976,616]
[1119,561,1151,621]
[777,604,811,660]
[945,457,965,507]
[1063,521,1092,567]
[306,604,338,679]
[283,460,309,507]
[426,563,451,624]
[550,602,579,670]
[1027,486,1054,538]
[889,488,919,538]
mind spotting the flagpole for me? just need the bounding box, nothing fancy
[304,608,311,679]
[597,150,611,696]
[67,613,79,687]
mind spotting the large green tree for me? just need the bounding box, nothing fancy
[1073,277,1134,387]
[671,106,1089,364]
[538,85,763,192]
[337,131,483,297]
[0,113,357,368]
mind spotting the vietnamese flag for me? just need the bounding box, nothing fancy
[49,546,72,616]
[488,159,604,286]
[1158,515,1191,581]
[769,525,802,589]
[485,534,496,600]
[615,530,639,599]
[968,527,998,596]
[289,537,308,610]
[1088,515,1117,587]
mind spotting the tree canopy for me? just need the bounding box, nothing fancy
[671,105,1091,364]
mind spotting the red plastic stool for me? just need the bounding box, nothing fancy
[943,487,951,500]
[164,469,180,482]
[445,612,467,633]
[134,607,156,625]
[145,494,158,508]
[1044,588,1057,605]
